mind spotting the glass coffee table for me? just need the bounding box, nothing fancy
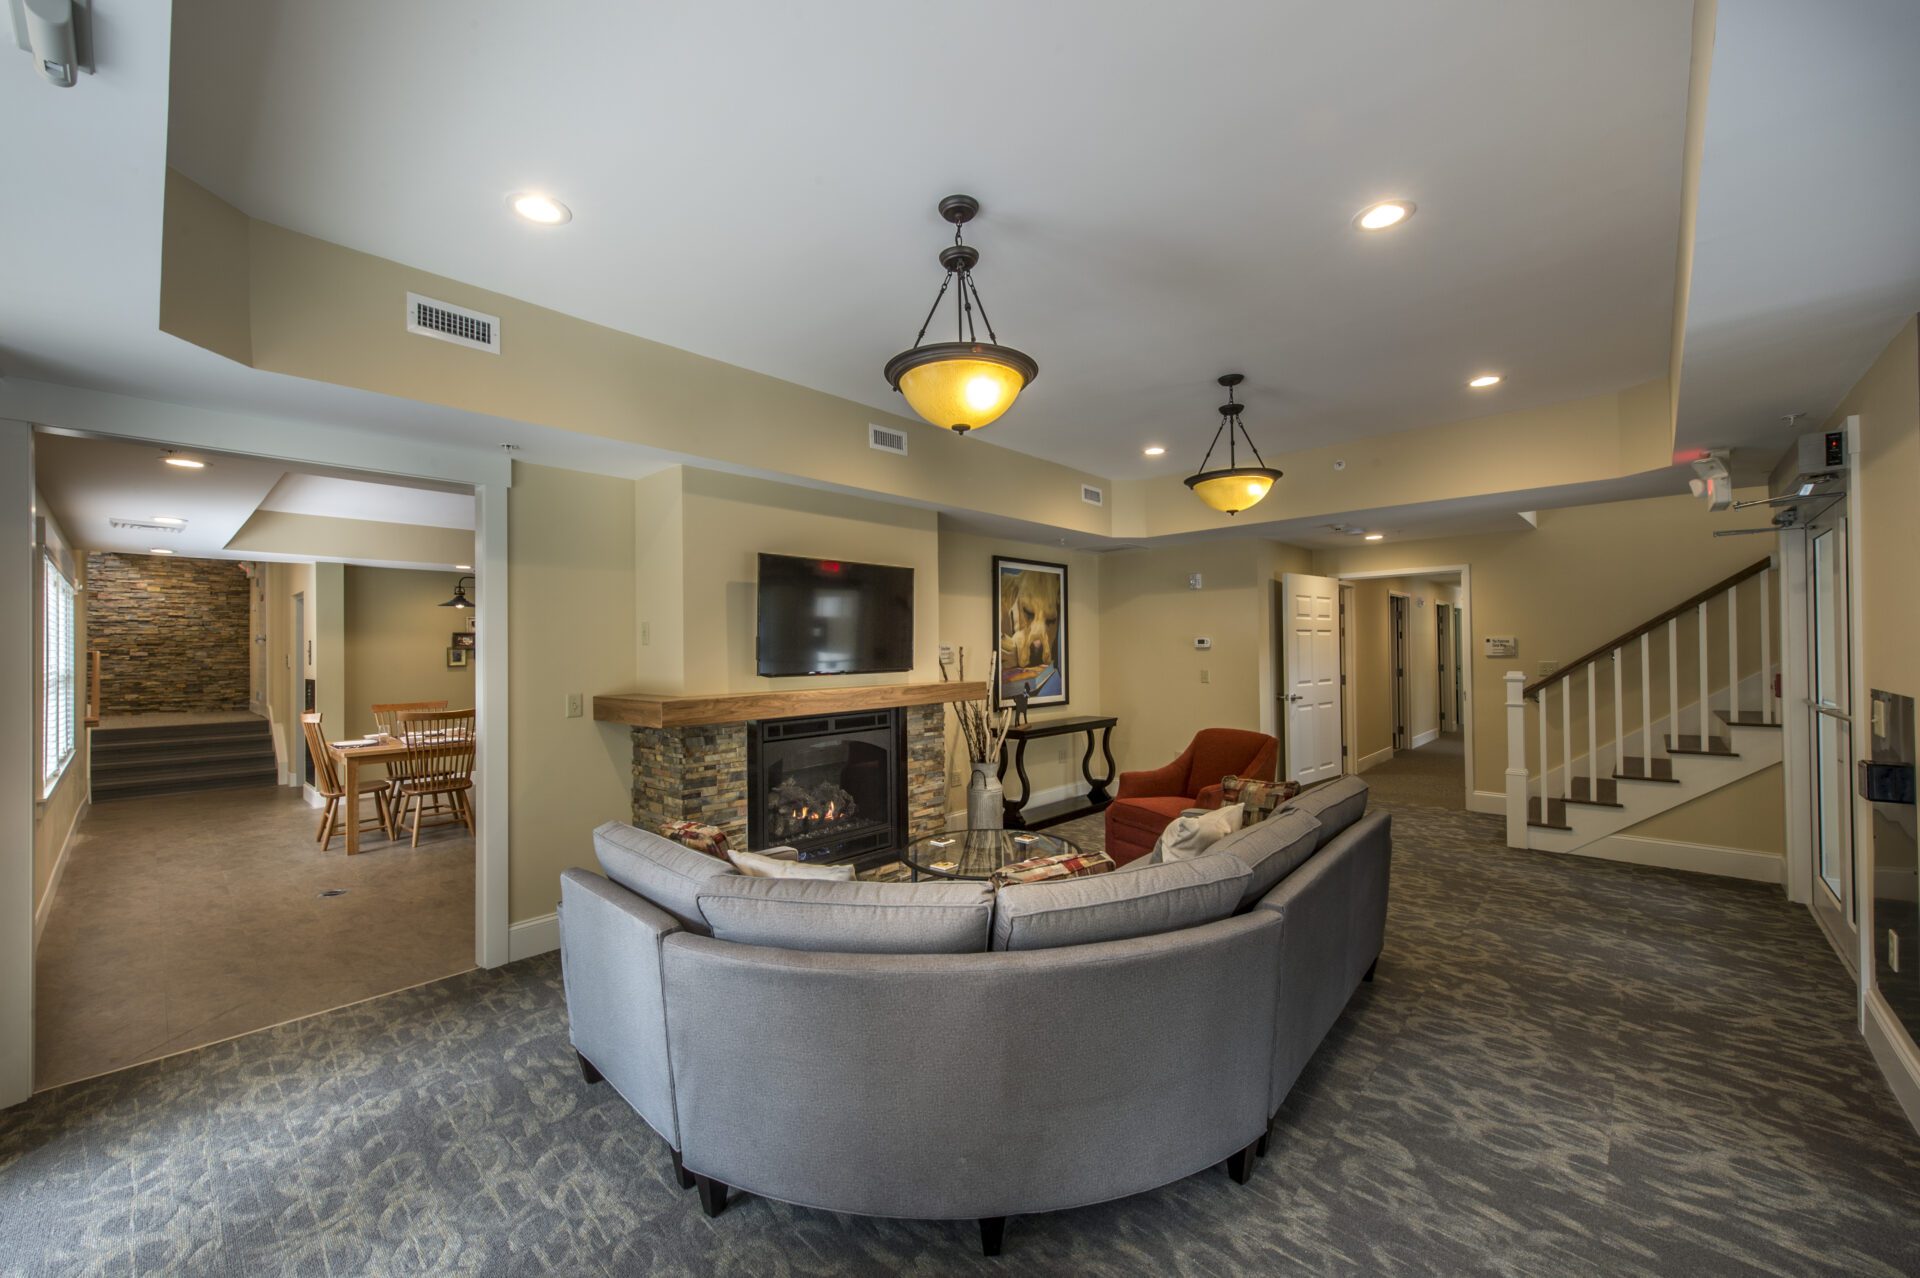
[897,828,1083,881]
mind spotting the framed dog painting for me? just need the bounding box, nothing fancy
[993,556,1068,709]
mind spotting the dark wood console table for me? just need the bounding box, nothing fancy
[997,715,1118,830]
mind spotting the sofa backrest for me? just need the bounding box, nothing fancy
[1209,809,1322,910]
[593,821,736,931]
[991,853,1249,951]
[695,876,994,954]
[1279,775,1369,848]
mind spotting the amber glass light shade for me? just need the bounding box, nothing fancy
[884,342,1037,434]
[1185,467,1281,516]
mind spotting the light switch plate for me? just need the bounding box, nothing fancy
[565,693,583,719]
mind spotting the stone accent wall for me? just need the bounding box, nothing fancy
[630,704,948,850]
[85,553,251,714]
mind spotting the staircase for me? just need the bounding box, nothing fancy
[90,717,279,801]
[1503,558,1782,855]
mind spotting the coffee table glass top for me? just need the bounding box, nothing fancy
[897,828,1082,881]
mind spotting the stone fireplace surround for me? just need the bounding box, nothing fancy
[593,684,985,860]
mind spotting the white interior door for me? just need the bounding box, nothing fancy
[1282,573,1342,785]
[1808,509,1859,967]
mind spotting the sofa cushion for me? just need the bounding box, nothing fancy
[1211,809,1323,909]
[1280,776,1369,848]
[594,821,737,929]
[991,854,1250,951]
[725,847,857,881]
[694,877,994,954]
[1153,802,1244,861]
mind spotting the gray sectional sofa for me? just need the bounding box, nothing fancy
[558,775,1389,1256]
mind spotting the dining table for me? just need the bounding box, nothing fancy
[324,733,474,855]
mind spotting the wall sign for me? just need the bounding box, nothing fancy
[1483,636,1519,658]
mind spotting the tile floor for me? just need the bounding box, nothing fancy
[34,785,474,1090]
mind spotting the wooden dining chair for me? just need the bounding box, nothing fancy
[390,708,477,847]
[371,700,449,737]
[301,712,395,850]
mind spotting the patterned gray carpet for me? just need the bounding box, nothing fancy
[4,802,1918,1276]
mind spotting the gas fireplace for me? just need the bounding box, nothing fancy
[748,709,906,863]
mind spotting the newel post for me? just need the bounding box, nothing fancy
[1504,671,1530,849]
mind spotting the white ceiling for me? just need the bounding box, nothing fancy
[166,0,1694,479]
[1676,0,1920,458]
[33,431,473,565]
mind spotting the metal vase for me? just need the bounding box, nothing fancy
[967,761,1005,830]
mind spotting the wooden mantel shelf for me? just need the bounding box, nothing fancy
[593,681,987,729]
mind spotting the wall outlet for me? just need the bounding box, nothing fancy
[565,693,583,719]
[641,620,651,646]
[1200,669,1210,684]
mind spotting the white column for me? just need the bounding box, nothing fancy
[1505,671,1529,849]
[1639,631,1652,761]
[0,421,35,1108]
[1698,600,1711,745]
[1760,569,1773,724]
[1727,582,1739,723]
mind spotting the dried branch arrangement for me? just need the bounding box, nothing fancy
[939,646,1012,764]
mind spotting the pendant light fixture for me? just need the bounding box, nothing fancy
[1183,374,1283,516]
[883,194,1038,434]
[438,575,475,608]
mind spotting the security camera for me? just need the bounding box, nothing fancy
[10,0,91,88]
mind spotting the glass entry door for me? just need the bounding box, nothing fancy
[1808,510,1858,966]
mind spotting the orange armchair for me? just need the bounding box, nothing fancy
[1102,728,1279,866]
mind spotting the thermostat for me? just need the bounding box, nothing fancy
[1194,637,1212,650]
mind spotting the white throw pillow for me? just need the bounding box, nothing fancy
[726,847,857,881]
[1152,803,1245,862]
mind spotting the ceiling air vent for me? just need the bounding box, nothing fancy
[110,519,183,533]
[406,292,501,354]
[1081,484,1104,507]
[868,424,909,456]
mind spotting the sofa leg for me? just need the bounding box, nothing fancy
[670,1148,695,1190]
[1363,957,1378,983]
[979,1217,1006,1257]
[1256,1118,1273,1159]
[694,1174,729,1218]
[576,1050,603,1085]
[1225,1138,1259,1185]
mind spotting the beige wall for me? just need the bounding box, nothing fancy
[342,566,477,738]
[261,560,313,780]
[507,463,639,923]
[937,523,1103,814]
[1349,581,1394,762]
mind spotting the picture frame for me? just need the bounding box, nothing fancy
[447,647,469,670]
[992,555,1068,709]
[451,631,476,651]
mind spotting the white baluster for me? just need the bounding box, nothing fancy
[1727,582,1739,724]
[1561,675,1573,800]
[1585,661,1598,800]
[1539,681,1549,809]
[1505,672,1528,848]
[1667,616,1679,759]
[1639,631,1652,765]
[1759,569,1772,724]
[1697,600,1710,746]
[1612,646,1624,780]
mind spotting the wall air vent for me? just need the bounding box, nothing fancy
[868,424,909,456]
[109,519,183,533]
[1081,484,1104,507]
[406,292,501,353]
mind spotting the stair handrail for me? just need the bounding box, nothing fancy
[1521,558,1773,700]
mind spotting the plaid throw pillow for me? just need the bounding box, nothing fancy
[990,850,1117,887]
[659,820,730,859]
[1219,776,1300,824]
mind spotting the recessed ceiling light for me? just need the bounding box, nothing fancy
[163,454,206,469]
[151,516,187,526]
[1364,533,1385,541]
[511,192,572,225]
[454,564,472,571]
[1467,373,1503,389]
[1354,200,1415,231]
[1143,445,1166,457]
[149,547,175,555]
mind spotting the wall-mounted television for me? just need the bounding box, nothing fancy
[756,553,914,676]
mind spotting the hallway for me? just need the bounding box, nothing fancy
[1359,730,1466,809]
[35,787,474,1090]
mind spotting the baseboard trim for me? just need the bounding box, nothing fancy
[1866,988,1920,1137]
[509,912,559,962]
[32,797,88,948]
[1467,789,1506,816]
[1355,746,1394,773]
[1551,832,1784,884]
[1411,728,1440,750]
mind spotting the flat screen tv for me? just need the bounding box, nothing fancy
[756,553,914,676]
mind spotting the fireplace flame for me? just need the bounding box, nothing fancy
[788,801,846,824]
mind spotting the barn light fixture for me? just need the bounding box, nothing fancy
[438,575,475,609]
[1183,374,1283,516]
[883,194,1038,434]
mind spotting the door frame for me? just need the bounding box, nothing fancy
[1,385,515,1109]
[1335,565,1477,810]
[1340,583,1357,775]
[1388,591,1411,751]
